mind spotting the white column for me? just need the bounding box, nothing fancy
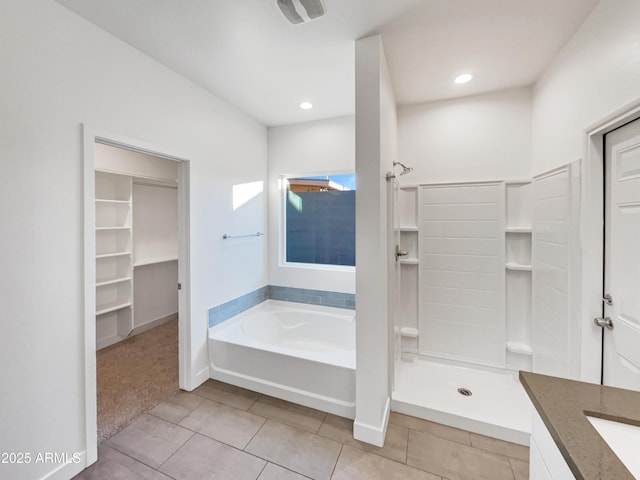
[354,34,397,446]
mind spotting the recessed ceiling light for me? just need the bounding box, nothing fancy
[454,74,473,84]
[300,101,313,110]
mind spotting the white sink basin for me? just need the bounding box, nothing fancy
[587,416,640,477]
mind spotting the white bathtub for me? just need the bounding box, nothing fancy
[208,300,356,418]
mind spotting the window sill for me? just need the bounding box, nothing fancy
[279,262,355,272]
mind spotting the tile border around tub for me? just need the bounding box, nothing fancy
[208,285,355,328]
[208,286,269,327]
[268,285,355,310]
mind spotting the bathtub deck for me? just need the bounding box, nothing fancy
[392,356,532,445]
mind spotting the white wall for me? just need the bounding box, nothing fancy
[133,261,179,329]
[353,35,396,447]
[531,0,640,382]
[132,184,178,264]
[398,88,533,184]
[267,116,355,293]
[0,1,267,479]
[132,183,179,330]
[532,0,640,174]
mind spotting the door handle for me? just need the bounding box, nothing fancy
[594,317,614,330]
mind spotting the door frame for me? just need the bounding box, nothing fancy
[82,125,191,465]
[581,100,640,383]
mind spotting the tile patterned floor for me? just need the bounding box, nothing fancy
[75,380,530,480]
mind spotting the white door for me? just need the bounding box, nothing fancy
[603,118,640,390]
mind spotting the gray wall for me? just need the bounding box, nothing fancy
[286,190,355,266]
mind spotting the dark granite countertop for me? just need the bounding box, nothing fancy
[520,371,640,480]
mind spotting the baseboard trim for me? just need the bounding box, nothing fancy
[187,365,210,391]
[353,396,390,447]
[129,312,178,337]
[40,450,86,480]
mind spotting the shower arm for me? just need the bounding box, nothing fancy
[393,161,414,176]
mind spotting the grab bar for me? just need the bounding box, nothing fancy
[222,232,264,239]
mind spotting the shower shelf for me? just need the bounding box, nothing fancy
[400,327,419,338]
[96,251,132,259]
[95,198,130,204]
[399,226,419,232]
[505,262,532,271]
[96,226,131,231]
[399,258,419,265]
[505,227,532,233]
[506,341,532,355]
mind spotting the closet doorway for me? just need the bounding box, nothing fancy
[83,129,191,461]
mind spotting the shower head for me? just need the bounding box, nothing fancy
[393,161,414,176]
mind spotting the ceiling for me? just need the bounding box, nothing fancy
[56,0,599,127]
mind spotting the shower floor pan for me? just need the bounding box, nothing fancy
[392,356,532,445]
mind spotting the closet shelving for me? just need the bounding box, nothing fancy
[134,256,178,267]
[96,277,132,288]
[505,181,533,370]
[95,171,180,349]
[93,142,180,350]
[95,171,134,349]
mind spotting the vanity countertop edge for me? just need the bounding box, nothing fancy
[519,371,639,480]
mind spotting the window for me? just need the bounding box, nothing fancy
[284,174,355,267]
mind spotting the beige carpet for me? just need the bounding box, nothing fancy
[97,319,179,443]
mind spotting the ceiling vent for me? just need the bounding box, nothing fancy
[277,0,326,24]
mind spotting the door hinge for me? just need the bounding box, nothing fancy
[602,293,613,305]
[178,283,182,291]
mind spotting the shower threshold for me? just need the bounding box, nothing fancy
[391,355,532,445]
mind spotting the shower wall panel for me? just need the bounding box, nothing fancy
[419,183,506,367]
[531,165,576,378]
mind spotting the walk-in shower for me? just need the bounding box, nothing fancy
[389,178,532,446]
